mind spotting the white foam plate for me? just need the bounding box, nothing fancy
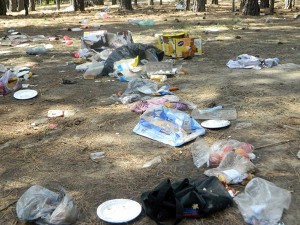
[13,89,38,100]
[201,120,231,129]
[97,199,142,223]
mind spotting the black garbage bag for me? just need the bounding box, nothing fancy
[100,43,164,76]
[141,176,233,225]
[16,185,78,225]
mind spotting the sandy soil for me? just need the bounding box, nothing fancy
[0,2,300,224]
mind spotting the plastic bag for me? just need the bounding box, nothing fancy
[208,139,254,167]
[113,56,139,78]
[26,45,48,55]
[191,138,211,168]
[234,178,291,225]
[204,151,255,184]
[190,139,254,168]
[101,43,164,76]
[133,106,205,147]
[16,185,78,225]
[119,78,158,104]
[0,70,22,95]
[83,60,104,79]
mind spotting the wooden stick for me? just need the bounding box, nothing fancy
[0,200,17,212]
[255,139,299,150]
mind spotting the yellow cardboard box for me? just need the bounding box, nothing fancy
[157,32,202,58]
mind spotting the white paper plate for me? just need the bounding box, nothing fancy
[201,120,231,129]
[97,199,142,223]
[13,89,38,100]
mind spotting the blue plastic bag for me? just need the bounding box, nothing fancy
[133,106,205,147]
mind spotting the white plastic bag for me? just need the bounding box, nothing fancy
[83,60,104,79]
[16,185,78,225]
[234,178,291,225]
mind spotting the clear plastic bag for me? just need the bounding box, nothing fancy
[16,185,78,225]
[204,151,255,184]
[208,139,254,166]
[191,138,210,168]
[83,60,105,79]
[190,139,254,168]
[0,70,22,95]
[234,178,291,225]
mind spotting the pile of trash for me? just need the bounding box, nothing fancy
[5,21,293,225]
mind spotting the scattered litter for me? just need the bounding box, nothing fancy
[48,123,59,129]
[97,12,109,19]
[226,54,279,69]
[204,151,255,184]
[141,177,232,224]
[13,89,38,100]
[201,119,231,129]
[62,79,77,84]
[26,45,48,55]
[133,106,205,147]
[297,150,300,159]
[191,139,254,168]
[191,138,211,168]
[192,107,237,120]
[234,178,291,225]
[16,185,78,225]
[102,43,164,76]
[70,28,83,32]
[0,70,22,95]
[143,156,162,168]
[128,19,154,26]
[48,110,64,118]
[90,152,105,162]
[83,61,105,78]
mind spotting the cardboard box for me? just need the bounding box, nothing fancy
[157,32,202,58]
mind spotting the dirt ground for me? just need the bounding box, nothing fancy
[0,1,300,224]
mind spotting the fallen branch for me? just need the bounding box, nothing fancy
[0,200,17,212]
[255,139,300,150]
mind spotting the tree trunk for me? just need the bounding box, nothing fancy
[193,0,205,12]
[78,0,84,11]
[212,0,218,4]
[186,0,190,10]
[160,0,162,5]
[112,0,116,5]
[284,0,292,9]
[232,0,235,12]
[29,0,35,11]
[260,0,269,8]
[0,0,6,15]
[45,0,49,4]
[242,0,260,16]
[120,0,132,10]
[93,0,104,5]
[17,0,24,11]
[240,0,246,11]
[148,0,153,5]
[269,0,274,14]
[56,0,60,10]
[134,0,137,6]
[72,0,78,10]
[9,0,17,11]
[24,0,28,15]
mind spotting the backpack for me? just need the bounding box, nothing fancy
[141,176,233,225]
